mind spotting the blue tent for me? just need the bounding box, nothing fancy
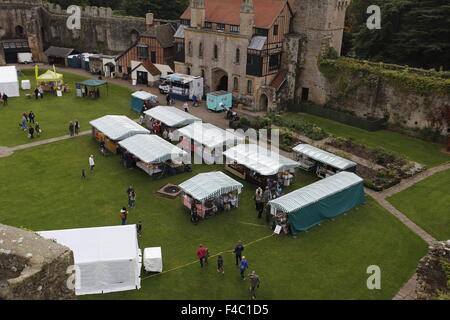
[269,172,365,235]
[130,91,158,113]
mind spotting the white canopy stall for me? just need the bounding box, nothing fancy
[144,106,201,132]
[179,171,243,219]
[118,134,187,177]
[39,225,142,296]
[223,144,300,187]
[293,144,357,178]
[0,66,20,97]
[174,122,244,164]
[90,115,150,153]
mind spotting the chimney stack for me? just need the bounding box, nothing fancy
[190,0,205,29]
[146,12,154,30]
[240,0,254,36]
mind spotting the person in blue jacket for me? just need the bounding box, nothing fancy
[239,256,249,280]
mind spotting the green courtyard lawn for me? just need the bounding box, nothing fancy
[0,68,135,147]
[388,169,450,241]
[283,113,450,168]
[0,134,428,300]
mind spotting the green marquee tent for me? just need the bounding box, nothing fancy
[269,172,365,235]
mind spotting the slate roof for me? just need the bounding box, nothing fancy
[141,24,176,48]
[44,46,77,58]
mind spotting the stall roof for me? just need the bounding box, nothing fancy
[79,79,107,87]
[89,115,149,141]
[179,171,243,201]
[132,91,157,101]
[223,144,300,176]
[293,144,356,170]
[144,106,201,128]
[37,70,63,81]
[118,134,187,164]
[175,122,244,149]
[269,172,364,213]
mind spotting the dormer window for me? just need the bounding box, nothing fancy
[205,22,212,29]
[217,23,225,31]
[230,25,240,33]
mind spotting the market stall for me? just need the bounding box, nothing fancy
[179,171,243,220]
[223,144,300,187]
[0,66,19,97]
[144,106,201,135]
[174,122,244,164]
[118,134,187,177]
[269,172,365,236]
[207,91,232,111]
[36,70,65,93]
[39,225,142,296]
[77,79,108,99]
[130,91,158,113]
[293,144,357,178]
[90,115,150,154]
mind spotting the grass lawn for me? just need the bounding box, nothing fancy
[0,68,135,147]
[282,113,450,168]
[388,169,450,240]
[0,134,428,300]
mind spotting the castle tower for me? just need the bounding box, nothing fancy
[190,0,205,29]
[291,0,350,104]
[240,0,254,37]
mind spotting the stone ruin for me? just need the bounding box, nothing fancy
[0,224,76,300]
[416,240,450,300]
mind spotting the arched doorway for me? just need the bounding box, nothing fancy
[260,94,268,112]
[212,68,228,92]
[15,25,24,38]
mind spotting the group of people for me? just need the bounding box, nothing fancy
[0,92,9,105]
[127,185,137,208]
[188,192,239,224]
[19,111,41,139]
[196,241,261,300]
[68,120,80,136]
[34,86,44,99]
[254,178,284,220]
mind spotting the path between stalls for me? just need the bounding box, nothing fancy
[13,65,450,299]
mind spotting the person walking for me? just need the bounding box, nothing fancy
[217,255,224,274]
[81,168,86,179]
[23,112,28,122]
[129,190,136,208]
[192,95,197,107]
[69,121,74,136]
[239,256,249,280]
[183,101,189,113]
[28,125,35,139]
[249,271,260,300]
[20,116,27,131]
[34,87,39,100]
[256,200,264,219]
[190,202,199,224]
[35,123,41,137]
[29,111,35,124]
[233,240,244,266]
[263,186,272,204]
[38,86,44,99]
[166,93,171,105]
[196,244,207,268]
[119,207,128,225]
[74,120,80,135]
[136,221,143,237]
[89,155,95,173]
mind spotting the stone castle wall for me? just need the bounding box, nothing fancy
[0,224,76,300]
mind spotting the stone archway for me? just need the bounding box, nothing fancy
[212,68,228,92]
[15,25,24,38]
[260,94,268,112]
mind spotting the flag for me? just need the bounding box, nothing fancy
[35,64,39,80]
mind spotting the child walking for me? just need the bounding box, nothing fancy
[217,255,224,274]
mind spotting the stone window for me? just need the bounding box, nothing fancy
[188,41,193,56]
[214,44,218,60]
[205,22,212,29]
[181,19,191,26]
[247,79,253,94]
[199,42,203,58]
[235,48,240,64]
[233,77,239,92]
[230,25,240,33]
[187,67,191,75]
[269,53,281,71]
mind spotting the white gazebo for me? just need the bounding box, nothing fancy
[39,225,142,296]
[0,66,19,97]
[144,106,201,129]
[118,134,187,176]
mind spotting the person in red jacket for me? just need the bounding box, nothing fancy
[196,244,207,268]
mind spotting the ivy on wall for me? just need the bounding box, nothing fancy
[318,55,450,96]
